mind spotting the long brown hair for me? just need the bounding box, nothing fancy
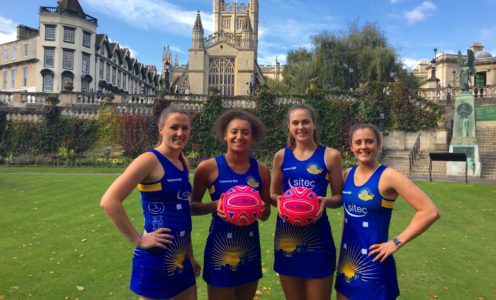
[155,106,191,166]
[286,103,320,148]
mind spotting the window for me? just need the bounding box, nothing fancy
[42,73,53,92]
[11,69,16,89]
[208,57,235,96]
[117,71,121,87]
[44,47,55,67]
[2,71,7,89]
[123,74,127,89]
[62,49,74,70]
[11,47,17,60]
[23,67,28,86]
[99,59,104,78]
[112,66,116,84]
[83,31,91,48]
[82,53,90,73]
[106,63,110,81]
[63,27,75,43]
[3,48,8,61]
[81,78,89,92]
[23,44,29,57]
[223,17,231,30]
[45,25,56,41]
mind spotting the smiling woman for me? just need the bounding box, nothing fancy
[334,123,441,300]
[189,109,272,300]
[100,106,201,300]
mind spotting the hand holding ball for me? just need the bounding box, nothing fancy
[221,185,264,226]
[279,186,320,226]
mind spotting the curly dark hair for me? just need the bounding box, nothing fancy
[213,109,266,144]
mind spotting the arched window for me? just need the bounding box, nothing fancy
[41,69,54,92]
[208,57,235,96]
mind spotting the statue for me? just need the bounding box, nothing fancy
[456,49,475,92]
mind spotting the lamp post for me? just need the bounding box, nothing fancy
[430,48,437,79]
[446,84,452,104]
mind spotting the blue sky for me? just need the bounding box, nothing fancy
[1,0,496,74]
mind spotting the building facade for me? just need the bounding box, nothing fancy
[0,0,158,95]
[162,0,280,96]
[413,42,496,101]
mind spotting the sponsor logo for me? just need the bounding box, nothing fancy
[282,166,297,171]
[219,179,238,184]
[287,178,316,189]
[344,203,368,217]
[358,188,374,201]
[306,163,323,175]
[246,176,260,188]
[343,190,352,195]
[167,178,183,183]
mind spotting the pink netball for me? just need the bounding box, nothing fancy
[279,186,320,226]
[221,185,264,226]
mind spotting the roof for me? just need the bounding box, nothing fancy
[57,0,85,15]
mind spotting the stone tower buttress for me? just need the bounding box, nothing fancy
[213,0,224,33]
[249,0,258,51]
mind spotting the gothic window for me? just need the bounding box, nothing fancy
[223,17,231,30]
[208,57,235,96]
[237,17,246,30]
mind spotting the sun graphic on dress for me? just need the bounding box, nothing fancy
[275,221,322,256]
[211,230,257,271]
[163,231,189,275]
[306,163,323,175]
[337,243,381,283]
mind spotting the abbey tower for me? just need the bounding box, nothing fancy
[163,0,263,96]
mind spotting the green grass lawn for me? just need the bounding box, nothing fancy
[0,168,494,299]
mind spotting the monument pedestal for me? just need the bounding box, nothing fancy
[447,91,481,177]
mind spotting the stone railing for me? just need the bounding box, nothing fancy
[204,32,241,48]
[0,91,364,120]
[418,84,496,103]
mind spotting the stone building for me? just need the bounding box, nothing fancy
[162,0,281,96]
[412,42,496,101]
[0,0,158,95]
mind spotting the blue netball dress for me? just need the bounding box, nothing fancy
[335,165,400,300]
[130,149,195,299]
[274,145,336,278]
[203,155,263,287]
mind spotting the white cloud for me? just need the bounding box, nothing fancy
[404,1,437,24]
[0,16,17,44]
[119,44,138,58]
[390,0,402,4]
[82,0,213,36]
[401,57,422,70]
[169,45,186,55]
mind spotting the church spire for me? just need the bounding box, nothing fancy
[192,11,204,49]
[193,11,204,32]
